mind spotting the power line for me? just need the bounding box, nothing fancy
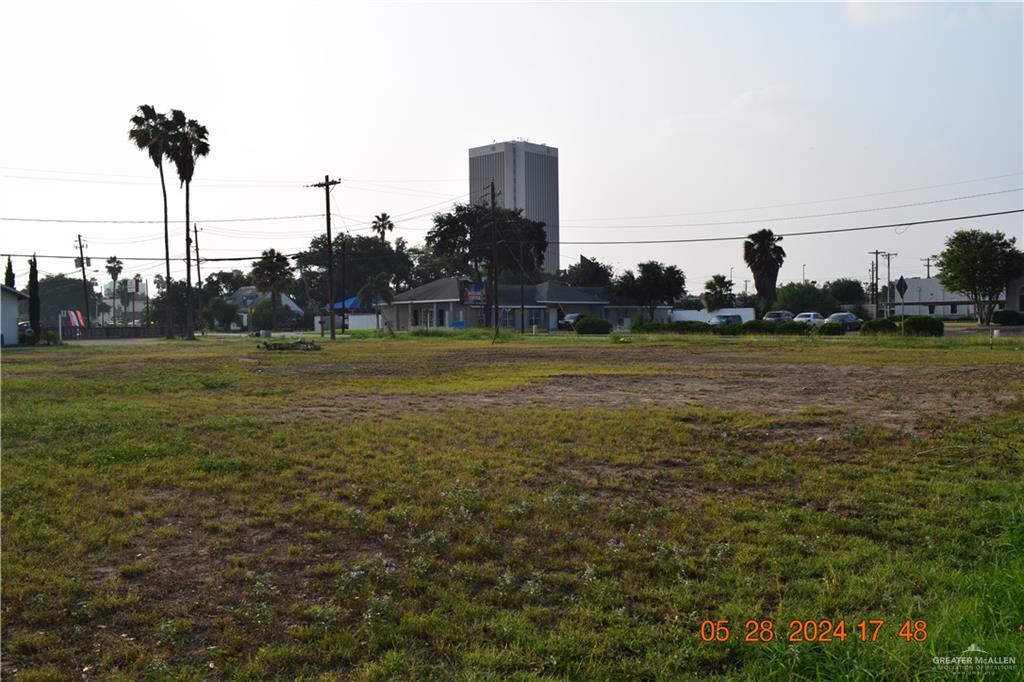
[559,188,1022,229]
[563,171,1023,221]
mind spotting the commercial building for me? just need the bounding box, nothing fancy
[469,140,559,272]
[883,277,1006,319]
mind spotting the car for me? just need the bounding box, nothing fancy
[793,312,825,327]
[557,313,585,331]
[825,312,863,331]
[708,314,743,326]
[763,310,794,323]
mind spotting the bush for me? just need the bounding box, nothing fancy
[632,320,712,334]
[816,323,845,336]
[711,323,743,335]
[574,317,613,335]
[741,320,776,335]
[992,309,1024,326]
[776,321,813,336]
[860,318,898,335]
[901,316,944,337]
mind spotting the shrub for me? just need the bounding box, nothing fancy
[817,323,845,336]
[992,309,1024,326]
[860,318,898,335]
[901,316,944,337]
[574,317,613,335]
[672,321,713,334]
[776,321,813,335]
[712,323,743,336]
[741,320,776,335]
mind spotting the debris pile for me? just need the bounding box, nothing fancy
[258,339,322,351]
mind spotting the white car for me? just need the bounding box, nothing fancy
[793,312,825,327]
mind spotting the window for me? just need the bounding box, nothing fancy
[438,309,446,327]
[412,309,419,326]
[949,304,958,315]
[500,308,516,328]
[527,308,542,328]
[927,305,935,315]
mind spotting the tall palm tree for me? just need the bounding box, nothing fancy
[165,110,210,340]
[105,256,123,324]
[357,272,395,330]
[743,229,786,313]
[371,213,395,244]
[128,105,174,336]
[251,249,295,331]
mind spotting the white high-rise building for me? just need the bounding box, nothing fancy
[468,140,559,272]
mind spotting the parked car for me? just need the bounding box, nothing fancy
[763,310,794,323]
[557,313,585,331]
[708,314,743,326]
[825,312,863,331]
[793,312,825,327]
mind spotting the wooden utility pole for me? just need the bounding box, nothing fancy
[921,255,936,278]
[77,235,91,328]
[519,237,526,333]
[882,252,898,318]
[307,176,341,340]
[868,250,882,318]
[193,224,203,314]
[340,235,347,334]
[490,180,499,339]
[184,210,195,340]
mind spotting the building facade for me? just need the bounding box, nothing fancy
[884,277,1007,319]
[469,140,559,272]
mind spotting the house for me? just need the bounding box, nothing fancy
[380,277,672,331]
[225,286,303,328]
[1007,274,1024,313]
[1,284,29,346]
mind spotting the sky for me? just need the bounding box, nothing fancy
[1,1,1021,294]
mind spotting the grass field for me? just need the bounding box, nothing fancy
[2,332,1023,680]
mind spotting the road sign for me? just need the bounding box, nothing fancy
[895,276,908,299]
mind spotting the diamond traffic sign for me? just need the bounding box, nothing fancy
[895,276,908,299]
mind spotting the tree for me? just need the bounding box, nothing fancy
[201,269,250,301]
[294,233,412,310]
[702,274,736,312]
[357,272,395,330]
[251,249,295,331]
[201,296,240,331]
[129,105,174,337]
[405,244,452,290]
[142,279,188,330]
[616,261,686,320]
[425,203,548,282]
[825,278,866,304]
[743,229,786,313]
[775,282,840,315]
[4,256,14,288]
[936,229,1024,325]
[562,255,614,288]
[105,256,123,324]
[371,213,395,244]
[117,279,133,323]
[28,256,40,344]
[165,109,210,340]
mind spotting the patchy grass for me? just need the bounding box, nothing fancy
[2,334,1022,679]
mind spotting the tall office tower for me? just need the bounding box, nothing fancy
[468,140,559,272]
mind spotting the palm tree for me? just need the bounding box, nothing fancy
[165,110,210,340]
[743,229,786,313]
[105,256,123,324]
[371,213,395,244]
[128,105,174,336]
[357,272,395,330]
[251,249,295,331]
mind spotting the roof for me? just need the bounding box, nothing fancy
[226,287,303,313]
[1,284,28,300]
[392,277,462,303]
[534,281,608,304]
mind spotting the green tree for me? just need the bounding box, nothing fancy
[251,249,295,331]
[117,279,134,322]
[294,233,412,308]
[201,296,240,331]
[405,244,452,290]
[371,213,395,244]
[129,105,174,337]
[562,255,614,288]
[28,255,40,344]
[357,272,395,330]
[165,109,210,340]
[201,269,251,301]
[4,256,14,288]
[615,261,686,320]
[743,229,786,313]
[775,282,840,315]
[105,256,123,324]
[702,274,736,312]
[936,229,1024,325]
[825,278,866,304]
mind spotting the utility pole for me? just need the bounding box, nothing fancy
[743,279,749,296]
[307,176,341,340]
[77,235,91,328]
[868,250,882,318]
[340,234,347,334]
[193,224,203,315]
[882,252,898,318]
[184,216,194,339]
[921,255,936,278]
[519,237,526,333]
[490,180,499,339]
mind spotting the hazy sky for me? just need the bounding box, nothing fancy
[2,1,1021,292]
